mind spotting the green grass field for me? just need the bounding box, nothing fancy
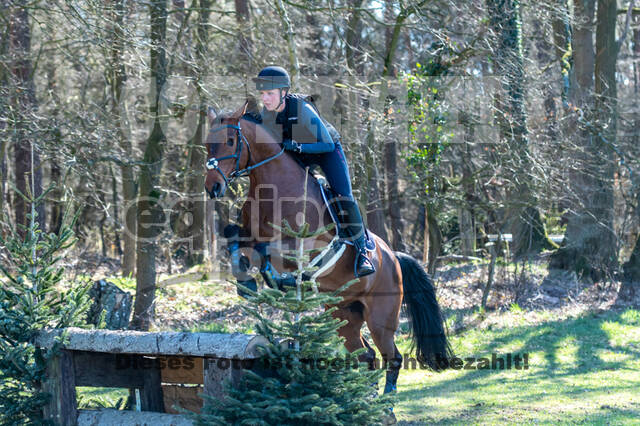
[392,308,640,424]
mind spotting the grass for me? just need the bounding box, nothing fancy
[392,308,640,424]
[76,387,129,410]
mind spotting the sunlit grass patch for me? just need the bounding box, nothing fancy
[393,309,640,424]
[76,387,129,410]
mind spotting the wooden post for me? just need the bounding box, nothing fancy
[42,350,77,426]
[481,241,498,310]
[203,357,246,400]
[141,361,165,412]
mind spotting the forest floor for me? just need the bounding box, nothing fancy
[73,253,640,424]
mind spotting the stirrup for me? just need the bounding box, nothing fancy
[354,247,375,277]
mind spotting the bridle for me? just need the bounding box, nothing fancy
[205,120,285,195]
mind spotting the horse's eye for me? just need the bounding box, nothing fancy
[227,138,234,146]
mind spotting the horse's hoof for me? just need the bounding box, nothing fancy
[382,411,397,425]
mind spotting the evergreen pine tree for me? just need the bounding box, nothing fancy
[0,187,91,425]
[195,217,394,425]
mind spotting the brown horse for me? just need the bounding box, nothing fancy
[204,101,453,405]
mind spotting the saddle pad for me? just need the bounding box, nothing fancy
[302,235,347,281]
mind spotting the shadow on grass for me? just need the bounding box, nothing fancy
[396,308,640,423]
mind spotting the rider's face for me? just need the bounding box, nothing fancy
[260,89,283,112]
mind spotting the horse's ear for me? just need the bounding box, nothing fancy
[232,101,249,119]
[207,106,217,123]
[246,96,259,115]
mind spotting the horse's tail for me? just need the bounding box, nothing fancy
[395,251,454,371]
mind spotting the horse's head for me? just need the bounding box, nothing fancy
[204,102,250,198]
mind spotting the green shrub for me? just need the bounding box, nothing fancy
[0,193,91,425]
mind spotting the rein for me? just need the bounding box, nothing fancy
[206,122,285,187]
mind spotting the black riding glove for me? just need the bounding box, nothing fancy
[282,139,302,153]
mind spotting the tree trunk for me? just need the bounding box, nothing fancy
[110,165,123,256]
[9,1,45,233]
[364,120,389,242]
[417,203,441,274]
[49,162,63,235]
[46,60,63,235]
[304,13,325,74]
[345,0,364,74]
[550,0,619,281]
[131,0,168,331]
[590,0,618,275]
[234,0,253,69]
[108,0,136,277]
[534,17,559,143]
[342,0,365,211]
[426,204,442,275]
[184,0,210,266]
[422,205,429,264]
[382,0,405,251]
[458,109,476,256]
[274,0,299,83]
[384,130,404,251]
[621,16,640,291]
[486,0,551,258]
[551,0,572,107]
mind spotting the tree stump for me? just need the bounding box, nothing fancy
[87,280,133,329]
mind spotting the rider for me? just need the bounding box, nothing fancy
[252,65,375,278]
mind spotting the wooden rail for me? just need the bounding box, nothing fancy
[37,328,268,426]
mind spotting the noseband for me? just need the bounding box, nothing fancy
[206,121,285,191]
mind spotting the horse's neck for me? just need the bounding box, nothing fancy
[241,118,332,241]
[244,119,306,192]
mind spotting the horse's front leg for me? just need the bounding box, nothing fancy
[223,224,259,297]
[253,241,299,290]
[224,223,298,296]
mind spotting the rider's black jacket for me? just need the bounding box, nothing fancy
[260,94,336,154]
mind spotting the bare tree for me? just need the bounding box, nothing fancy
[9,0,45,233]
[183,0,211,266]
[132,0,168,331]
[486,0,552,258]
[551,0,635,280]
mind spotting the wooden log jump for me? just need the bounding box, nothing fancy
[36,327,267,426]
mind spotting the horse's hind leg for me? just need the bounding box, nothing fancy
[362,338,377,370]
[365,297,402,425]
[332,303,375,368]
[364,295,403,394]
[383,344,402,394]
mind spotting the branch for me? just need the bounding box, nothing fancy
[617,0,637,53]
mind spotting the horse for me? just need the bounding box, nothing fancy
[203,100,453,412]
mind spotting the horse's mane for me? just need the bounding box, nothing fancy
[241,111,262,124]
[239,109,312,174]
[212,108,261,126]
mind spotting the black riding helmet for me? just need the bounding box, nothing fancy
[253,66,290,110]
[252,66,291,91]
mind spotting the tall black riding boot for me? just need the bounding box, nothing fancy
[336,199,376,278]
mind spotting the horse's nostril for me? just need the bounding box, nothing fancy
[213,182,221,195]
